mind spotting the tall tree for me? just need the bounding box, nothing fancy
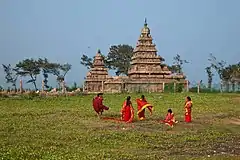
[222,63,240,92]
[38,58,51,89]
[80,44,134,76]
[170,54,189,73]
[15,59,41,91]
[167,65,179,74]
[80,55,93,69]
[48,63,71,88]
[57,63,72,82]
[208,53,226,81]
[106,44,134,75]
[2,64,19,90]
[38,58,72,88]
[205,66,214,89]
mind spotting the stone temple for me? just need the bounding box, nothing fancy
[84,19,187,93]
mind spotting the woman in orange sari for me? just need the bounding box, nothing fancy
[136,95,153,120]
[161,109,178,127]
[185,96,193,122]
[121,96,134,123]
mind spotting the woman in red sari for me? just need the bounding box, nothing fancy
[161,109,178,128]
[121,96,134,123]
[185,96,193,122]
[136,95,153,120]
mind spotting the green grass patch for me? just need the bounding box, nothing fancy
[0,93,240,159]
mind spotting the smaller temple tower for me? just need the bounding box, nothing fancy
[84,49,109,93]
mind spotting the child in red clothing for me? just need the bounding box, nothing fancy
[160,109,178,128]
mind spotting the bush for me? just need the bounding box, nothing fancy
[176,83,184,92]
[0,92,9,98]
[164,83,174,92]
[189,87,220,93]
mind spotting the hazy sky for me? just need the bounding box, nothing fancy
[0,0,239,88]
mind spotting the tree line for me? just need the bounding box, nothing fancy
[206,53,240,91]
[2,58,71,91]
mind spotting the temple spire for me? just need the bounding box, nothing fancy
[144,18,147,27]
[97,49,101,54]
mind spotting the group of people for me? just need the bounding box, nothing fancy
[92,93,193,127]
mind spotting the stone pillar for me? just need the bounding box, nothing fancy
[220,81,223,93]
[197,81,200,94]
[42,80,44,92]
[61,81,66,93]
[174,82,176,93]
[162,82,165,93]
[186,80,189,92]
[86,82,88,93]
[83,82,85,92]
[20,79,23,93]
[101,81,104,92]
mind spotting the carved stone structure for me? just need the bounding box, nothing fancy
[84,19,187,93]
[84,50,110,93]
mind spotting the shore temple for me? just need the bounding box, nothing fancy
[84,19,187,93]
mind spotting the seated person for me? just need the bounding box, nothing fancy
[160,109,178,127]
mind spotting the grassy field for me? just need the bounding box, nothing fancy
[0,93,240,160]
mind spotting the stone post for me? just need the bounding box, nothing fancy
[220,81,223,93]
[42,80,44,92]
[197,81,200,94]
[62,81,66,93]
[101,81,104,92]
[173,82,176,93]
[186,80,189,92]
[83,82,85,93]
[20,79,23,93]
[162,82,165,93]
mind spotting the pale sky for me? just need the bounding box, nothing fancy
[0,0,239,89]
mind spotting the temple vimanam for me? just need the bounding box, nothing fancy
[84,19,187,93]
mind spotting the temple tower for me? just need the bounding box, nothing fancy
[84,49,109,93]
[126,19,185,92]
[128,18,172,79]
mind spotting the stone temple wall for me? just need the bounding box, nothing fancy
[86,81,103,93]
[125,83,163,93]
[104,83,122,93]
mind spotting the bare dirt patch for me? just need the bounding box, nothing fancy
[223,118,240,125]
[232,96,240,103]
